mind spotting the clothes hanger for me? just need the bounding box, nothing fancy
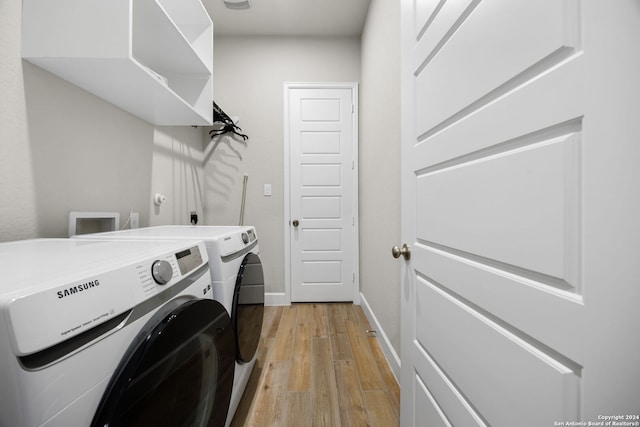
[209,101,249,140]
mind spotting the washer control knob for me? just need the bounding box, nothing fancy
[151,260,173,285]
[242,232,249,244]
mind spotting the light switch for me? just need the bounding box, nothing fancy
[264,184,272,196]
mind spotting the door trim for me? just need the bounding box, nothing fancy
[283,82,360,305]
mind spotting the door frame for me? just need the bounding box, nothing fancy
[283,82,360,305]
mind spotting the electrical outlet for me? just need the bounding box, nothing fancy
[130,212,139,229]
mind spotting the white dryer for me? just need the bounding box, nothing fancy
[76,226,264,427]
[0,238,235,427]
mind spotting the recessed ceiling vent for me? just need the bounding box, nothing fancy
[223,0,251,10]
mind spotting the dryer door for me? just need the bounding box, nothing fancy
[91,299,234,427]
[232,253,264,363]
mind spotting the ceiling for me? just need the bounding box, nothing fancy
[202,0,371,37]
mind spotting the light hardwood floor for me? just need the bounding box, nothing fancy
[230,303,400,427]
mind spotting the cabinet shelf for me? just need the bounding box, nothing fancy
[22,0,213,126]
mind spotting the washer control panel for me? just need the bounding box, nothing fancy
[242,228,256,245]
[2,239,209,356]
[219,227,257,257]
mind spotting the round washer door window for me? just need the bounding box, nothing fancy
[232,253,264,363]
[91,299,234,427]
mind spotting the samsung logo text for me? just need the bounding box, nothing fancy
[57,280,100,299]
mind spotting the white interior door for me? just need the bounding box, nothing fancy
[285,83,358,303]
[400,1,640,425]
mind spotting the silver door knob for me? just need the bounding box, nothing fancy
[391,244,411,260]
[292,219,300,227]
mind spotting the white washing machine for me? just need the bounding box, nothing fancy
[77,226,264,427]
[0,238,235,427]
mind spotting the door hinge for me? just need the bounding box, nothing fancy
[352,160,355,170]
[351,104,354,113]
[353,272,356,283]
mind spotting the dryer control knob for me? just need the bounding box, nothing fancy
[151,260,173,285]
[241,232,249,244]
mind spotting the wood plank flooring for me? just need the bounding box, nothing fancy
[230,303,400,427]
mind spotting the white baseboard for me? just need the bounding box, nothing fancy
[265,292,289,306]
[358,293,401,382]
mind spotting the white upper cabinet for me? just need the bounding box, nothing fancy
[22,0,214,125]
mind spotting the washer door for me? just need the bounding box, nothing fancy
[91,299,234,427]
[232,253,264,363]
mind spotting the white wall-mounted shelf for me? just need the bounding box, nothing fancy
[22,0,213,126]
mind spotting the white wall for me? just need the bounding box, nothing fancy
[150,127,206,226]
[1,0,39,241]
[359,0,402,362]
[0,1,205,241]
[206,36,361,295]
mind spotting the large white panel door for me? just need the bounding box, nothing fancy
[285,84,358,302]
[400,1,640,425]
